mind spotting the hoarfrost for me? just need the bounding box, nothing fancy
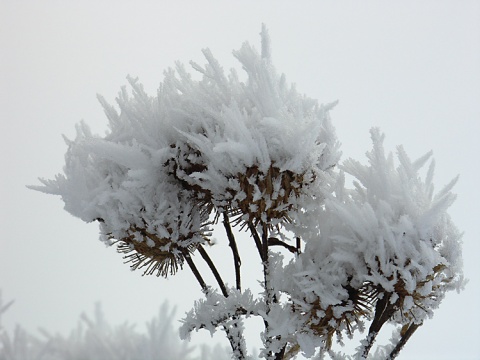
[29,26,464,360]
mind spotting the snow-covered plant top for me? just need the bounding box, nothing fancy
[30,25,464,359]
[281,129,464,357]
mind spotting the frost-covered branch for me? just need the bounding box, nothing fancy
[180,288,258,360]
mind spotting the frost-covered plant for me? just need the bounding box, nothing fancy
[29,25,464,359]
[281,129,463,358]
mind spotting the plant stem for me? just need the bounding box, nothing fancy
[248,221,265,262]
[198,245,228,297]
[275,345,286,360]
[184,252,208,292]
[388,322,421,359]
[358,292,396,358]
[224,212,242,291]
[224,317,248,360]
[261,221,277,360]
[268,237,297,253]
[185,251,246,360]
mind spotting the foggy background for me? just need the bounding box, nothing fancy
[1,1,479,358]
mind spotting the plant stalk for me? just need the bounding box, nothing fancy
[224,212,242,291]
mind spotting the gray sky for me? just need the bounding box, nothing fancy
[1,1,479,358]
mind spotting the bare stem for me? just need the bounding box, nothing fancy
[198,245,229,297]
[268,237,297,253]
[184,252,208,292]
[224,212,242,291]
[248,221,265,262]
[388,322,422,359]
[261,222,269,267]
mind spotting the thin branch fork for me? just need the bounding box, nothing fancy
[184,249,247,359]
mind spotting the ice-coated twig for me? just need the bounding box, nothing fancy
[180,289,258,338]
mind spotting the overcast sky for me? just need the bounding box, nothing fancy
[1,1,479,359]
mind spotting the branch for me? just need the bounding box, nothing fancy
[224,317,248,359]
[185,250,247,359]
[268,237,297,253]
[184,252,208,293]
[198,245,229,298]
[224,212,242,291]
[275,345,287,360]
[248,221,265,262]
[182,306,252,333]
[388,322,422,359]
[358,292,396,358]
[261,222,269,263]
[261,221,277,360]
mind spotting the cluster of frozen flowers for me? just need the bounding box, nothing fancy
[30,26,464,359]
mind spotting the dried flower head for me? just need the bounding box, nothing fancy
[230,164,309,226]
[116,226,198,277]
[371,262,457,327]
[303,283,375,349]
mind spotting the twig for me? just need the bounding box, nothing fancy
[184,251,246,359]
[248,221,265,262]
[184,252,208,292]
[261,222,269,265]
[198,245,229,298]
[224,212,242,291]
[275,345,287,360]
[261,221,276,360]
[359,292,396,358]
[224,317,248,360]
[388,322,422,359]
[268,237,297,253]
